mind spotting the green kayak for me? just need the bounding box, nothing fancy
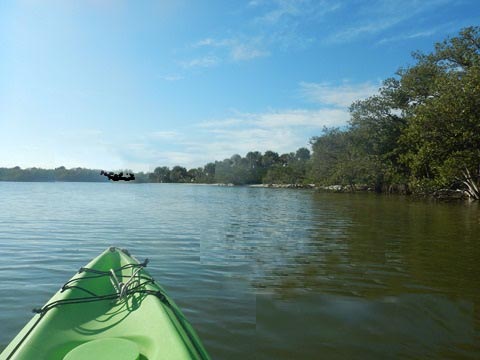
[0,247,211,360]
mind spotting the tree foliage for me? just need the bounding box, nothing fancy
[309,26,480,197]
[400,27,480,194]
[0,167,107,182]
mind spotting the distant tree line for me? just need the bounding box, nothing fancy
[1,28,478,199]
[148,148,311,185]
[0,148,311,185]
[0,166,108,182]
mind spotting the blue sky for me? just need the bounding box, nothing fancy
[0,0,478,171]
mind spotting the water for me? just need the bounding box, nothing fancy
[0,182,479,359]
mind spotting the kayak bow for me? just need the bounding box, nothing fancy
[0,247,210,360]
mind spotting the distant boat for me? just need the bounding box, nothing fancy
[100,170,135,181]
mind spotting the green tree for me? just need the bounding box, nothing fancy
[310,128,373,189]
[261,151,280,168]
[348,82,408,191]
[245,151,263,183]
[214,158,233,184]
[187,167,204,183]
[307,26,480,197]
[399,26,480,197]
[150,166,170,183]
[203,163,216,183]
[295,148,311,162]
[169,166,189,183]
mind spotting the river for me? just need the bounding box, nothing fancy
[0,182,479,359]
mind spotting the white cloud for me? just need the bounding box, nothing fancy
[253,0,340,25]
[248,0,261,7]
[377,29,438,45]
[198,108,349,130]
[200,127,302,157]
[255,108,349,127]
[167,126,304,165]
[193,38,230,48]
[197,118,244,128]
[230,43,270,61]
[152,151,202,167]
[2,82,378,171]
[149,131,180,140]
[114,104,351,170]
[325,0,455,43]
[375,21,463,45]
[36,110,331,170]
[299,81,379,107]
[156,80,381,168]
[0,128,126,171]
[180,108,348,163]
[327,18,404,43]
[255,0,301,24]
[181,56,220,68]
[191,36,269,62]
[185,1,340,68]
[156,80,382,167]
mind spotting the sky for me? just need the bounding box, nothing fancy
[0,0,479,172]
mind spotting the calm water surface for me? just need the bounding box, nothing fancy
[0,182,479,359]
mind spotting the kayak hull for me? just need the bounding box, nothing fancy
[0,247,210,360]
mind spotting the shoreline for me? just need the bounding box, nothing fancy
[0,180,472,201]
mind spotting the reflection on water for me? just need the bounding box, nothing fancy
[0,183,479,359]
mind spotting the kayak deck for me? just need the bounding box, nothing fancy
[1,247,210,360]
